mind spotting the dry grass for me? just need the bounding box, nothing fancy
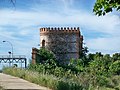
[0,86,4,90]
[3,67,83,90]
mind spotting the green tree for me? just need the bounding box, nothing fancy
[112,53,120,61]
[109,60,120,75]
[86,53,112,87]
[79,46,89,65]
[36,48,56,64]
[93,0,120,16]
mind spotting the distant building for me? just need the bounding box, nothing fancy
[32,27,83,64]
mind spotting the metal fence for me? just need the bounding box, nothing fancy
[0,55,27,68]
[0,55,26,59]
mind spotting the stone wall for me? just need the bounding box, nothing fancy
[40,27,83,61]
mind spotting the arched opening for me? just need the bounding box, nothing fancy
[42,40,45,47]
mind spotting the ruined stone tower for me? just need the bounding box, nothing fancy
[40,27,83,62]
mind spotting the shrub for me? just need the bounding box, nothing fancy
[0,86,4,90]
[36,48,56,64]
[109,61,120,75]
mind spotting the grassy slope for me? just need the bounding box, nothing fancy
[0,86,4,90]
[2,67,120,90]
[2,67,83,90]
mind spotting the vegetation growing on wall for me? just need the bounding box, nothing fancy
[36,48,56,64]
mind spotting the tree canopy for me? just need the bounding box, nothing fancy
[93,0,120,16]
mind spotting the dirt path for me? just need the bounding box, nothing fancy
[0,73,51,90]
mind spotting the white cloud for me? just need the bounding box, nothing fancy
[86,37,120,53]
[61,0,74,8]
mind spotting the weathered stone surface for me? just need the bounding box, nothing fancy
[40,27,83,60]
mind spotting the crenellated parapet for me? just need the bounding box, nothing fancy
[40,27,80,34]
[32,26,84,64]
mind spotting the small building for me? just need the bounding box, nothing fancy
[32,27,83,64]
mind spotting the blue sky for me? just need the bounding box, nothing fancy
[0,0,120,60]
